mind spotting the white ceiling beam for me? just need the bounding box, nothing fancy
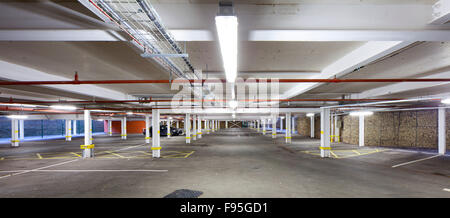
[282,41,414,99]
[349,71,450,99]
[0,60,136,101]
[429,0,450,24]
[0,30,126,41]
[248,30,450,42]
[169,29,214,41]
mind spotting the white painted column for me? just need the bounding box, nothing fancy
[192,115,197,140]
[292,116,295,135]
[107,120,112,136]
[73,120,77,136]
[121,117,127,140]
[185,113,191,143]
[197,117,202,139]
[225,120,228,128]
[11,119,19,147]
[65,119,72,141]
[19,120,24,139]
[257,120,260,133]
[212,120,215,132]
[272,115,277,139]
[176,120,179,129]
[286,113,292,143]
[167,118,172,139]
[320,108,331,158]
[82,110,93,158]
[280,118,284,133]
[262,119,266,135]
[152,109,161,158]
[89,117,93,142]
[438,108,446,155]
[145,114,151,143]
[359,115,365,147]
[334,115,340,142]
[310,115,315,138]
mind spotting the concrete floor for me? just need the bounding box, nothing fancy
[0,128,449,197]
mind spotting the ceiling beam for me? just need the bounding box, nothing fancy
[0,30,126,41]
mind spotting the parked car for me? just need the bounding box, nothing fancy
[142,125,182,137]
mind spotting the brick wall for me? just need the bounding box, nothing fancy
[296,116,321,139]
[341,109,450,149]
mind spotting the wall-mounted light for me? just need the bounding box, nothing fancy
[215,2,238,83]
[349,111,373,116]
[50,105,77,110]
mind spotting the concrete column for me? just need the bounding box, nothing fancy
[225,120,228,128]
[89,117,93,142]
[185,113,191,143]
[280,117,284,133]
[152,109,161,158]
[176,120,179,129]
[73,120,77,136]
[192,115,197,140]
[438,108,446,155]
[257,120,260,132]
[320,108,331,158]
[197,117,202,139]
[19,120,24,139]
[334,115,340,142]
[359,115,365,147]
[82,110,93,158]
[11,119,19,147]
[211,120,215,132]
[167,118,172,139]
[286,113,292,143]
[292,116,295,135]
[65,120,72,141]
[121,117,127,140]
[310,115,315,138]
[108,120,112,136]
[272,115,277,139]
[145,114,151,143]
[262,119,266,135]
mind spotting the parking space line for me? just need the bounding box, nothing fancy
[184,151,195,158]
[36,153,43,159]
[0,159,79,179]
[352,150,361,155]
[443,188,450,192]
[71,152,81,158]
[392,155,440,168]
[330,151,339,158]
[104,151,126,158]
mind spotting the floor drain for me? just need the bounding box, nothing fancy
[164,189,203,198]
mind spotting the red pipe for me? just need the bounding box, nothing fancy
[0,78,449,86]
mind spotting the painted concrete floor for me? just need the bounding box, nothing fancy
[0,128,449,197]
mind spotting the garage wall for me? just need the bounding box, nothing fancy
[296,116,321,139]
[341,109,450,149]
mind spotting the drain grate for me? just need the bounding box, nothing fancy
[164,189,203,198]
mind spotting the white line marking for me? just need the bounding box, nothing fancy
[443,188,450,192]
[0,169,168,173]
[392,155,441,168]
[0,159,78,179]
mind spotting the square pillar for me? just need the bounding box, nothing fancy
[272,115,277,138]
[145,115,151,143]
[262,119,266,135]
[108,120,112,136]
[168,118,172,139]
[257,120,260,132]
[292,116,295,135]
[19,120,24,139]
[192,115,197,140]
[286,113,292,143]
[73,120,77,136]
[82,110,94,158]
[65,120,72,141]
[310,115,315,138]
[438,108,446,155]
[225,120,228,128]
[185,113,191,143]
[176,121,179,129]
[121,117,127,140]
[320,108,331,158]
[197,117,202,139]
[11,119,19,147]
[359,115,365,147]
[334,115,340,142]
[152,109,161,158]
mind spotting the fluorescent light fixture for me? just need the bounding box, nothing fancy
[306,113,315,117]
[0,103,37,108]
[127,112,133,115]
[7,115,28,119]
[215,15,238,83]
[50,105,77,110]
[349,111,374,116]
[98,119,104,121]
[441,98,450,104]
